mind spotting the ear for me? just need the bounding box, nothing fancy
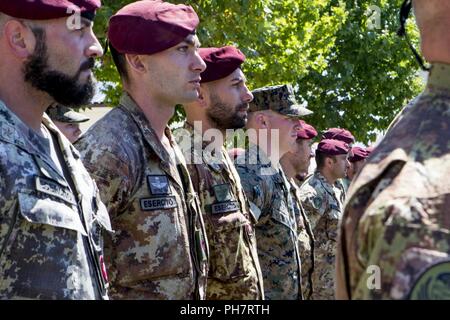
[3,20,36,59]
[257,112,269,129]
[125,54,146,74]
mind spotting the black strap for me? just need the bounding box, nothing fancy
[397,0,430,71]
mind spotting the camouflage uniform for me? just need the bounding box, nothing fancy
[235,144,302,300]
[336,63,450,300]
[0,100,112,299]
[75,93,209,300]
[299,171,345,299]
[289,178,315,299]
[175,123,264,300]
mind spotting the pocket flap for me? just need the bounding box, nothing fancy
[18,192,87,236]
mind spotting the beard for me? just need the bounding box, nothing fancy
[23,28,96,107]
[206,93,248,130]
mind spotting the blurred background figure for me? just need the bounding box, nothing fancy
[47,104,90,143]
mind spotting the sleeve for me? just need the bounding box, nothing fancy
[299,186,326,230]
[75,138,133,220]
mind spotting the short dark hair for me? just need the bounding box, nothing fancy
[109,43,129,82]
[315,150,336,169]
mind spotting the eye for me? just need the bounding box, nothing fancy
[177,46,189,52]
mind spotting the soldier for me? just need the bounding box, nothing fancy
[175,46,264,300]
[322,127,355,192]
[299,139,350,299]
[47,104,90,143]
[75,1,209,300]
[346,146,371,181]
[280,120,317,185]
[280,121,318,299]
[336,0,450,299]
[0,0,112,299]
[235,84,313,300]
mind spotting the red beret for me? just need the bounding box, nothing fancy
[322,128,355,144]
[108,1,199,55]
[348,146,369,163]
[317,139,350,156]
[199,46,245,83]
[297,121,317,139]
[0,0,100,20]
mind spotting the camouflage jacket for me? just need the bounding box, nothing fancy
[0,101,112,299]
[299,171,345,300]
[174,123,264,300]
[235,144,302,300]
[75,93,209,300]
[289,178,315,300]
[336,63,450,300]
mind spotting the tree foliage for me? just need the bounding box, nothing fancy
[93,0,424,143]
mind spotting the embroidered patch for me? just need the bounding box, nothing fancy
[147,175,170,195]
[140,196,177,211]
[211,201,240,214]
[409,261,450,299]
[213,184,233,202]
[35,176,76,205]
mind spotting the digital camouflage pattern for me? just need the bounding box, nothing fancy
[174,123,264,300]
[235,144,302,300]
[0,100,112,299]
[336,63,450,300]
[299,171,345,299]
[249,84,313,117]
[289,178,315,300]
[75,93,209,300]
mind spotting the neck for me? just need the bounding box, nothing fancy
[126,89,174,140]
[186,115,226,149]
[248,130,284,165]
[0,81,51,133]
[319,168,336,185]
[280,157,297,180]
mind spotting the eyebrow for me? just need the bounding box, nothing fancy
[80,18,92,28]
[182,36,201,48]
[231,76,246,83]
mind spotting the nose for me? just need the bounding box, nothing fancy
[242,85,253,103]
[85,29,104,58]
[193,50,207,73]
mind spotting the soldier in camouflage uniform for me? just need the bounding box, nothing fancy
[336,0,450,299]
[175,46,264,300]
[299,139,350,299]
[322,128,355,193]
[280,121,318,299]
[0,0,112,299]
[235,84,313,300]
[75,1,209,299]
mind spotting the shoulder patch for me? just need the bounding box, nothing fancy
[409,261,450,299]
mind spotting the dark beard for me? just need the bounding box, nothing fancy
[23,28,96,107]
[206,94,248,130]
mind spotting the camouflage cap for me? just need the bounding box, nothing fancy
[47,104,90,123]
[249,84,313,117]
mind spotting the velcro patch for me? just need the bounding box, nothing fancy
[140,196,177,211]
[211,201,240,214]
[35,176,76,205]
[147,175,171,195]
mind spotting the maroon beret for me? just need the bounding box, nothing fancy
[199,46,245,83]
[0,0,100,20]
[322,128,355,144]
[317,139,350,156]
[365,146,375,155]
[108,1,199,55]
[297,120,317,140]
[348,146,369,163]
